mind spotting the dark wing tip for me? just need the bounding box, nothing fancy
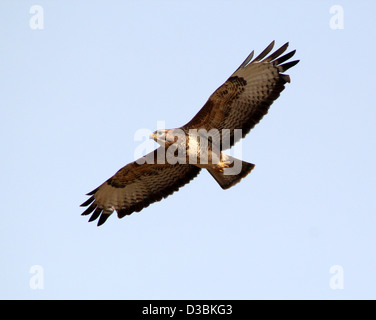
[81,202,97,216]
[86,187,99,196]
[279,59,300,72]
[97,213,111,226]
[236,50,255,71]
[236,41,296,71]
[264,42,290,62]
[80,193,112,226]
[88,207,102,222]
[272,50,296,66]
[80,195,95,207]
[252,41,275,62]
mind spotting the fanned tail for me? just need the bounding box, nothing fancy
[207,155,255,189]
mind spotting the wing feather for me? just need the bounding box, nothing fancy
[263,42,289,62]
[235,50,254,72]
[273,50,296,65]
[252,40,275,62]
[80,148,201,226]
[182,42,299,149]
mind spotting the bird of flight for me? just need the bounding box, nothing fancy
[81,41,299,226]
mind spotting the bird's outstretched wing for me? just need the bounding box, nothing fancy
[182,41,299,149]
[81,148,201,226]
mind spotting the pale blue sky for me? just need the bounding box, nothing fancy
[1,1,375,299]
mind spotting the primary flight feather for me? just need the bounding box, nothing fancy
[81,41,299,226]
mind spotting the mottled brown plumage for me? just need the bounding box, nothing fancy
[81,41,299,226]
[182,41,298,147]
[81,149,201,225]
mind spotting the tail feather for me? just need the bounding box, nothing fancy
[207,156,255,190]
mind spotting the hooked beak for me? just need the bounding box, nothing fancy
[150,132,156,140]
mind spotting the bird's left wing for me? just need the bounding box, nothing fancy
[80,148,201,226]
[182,41,299,149]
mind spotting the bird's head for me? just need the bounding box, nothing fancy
[151,128,185,146]
[150,129,169,146]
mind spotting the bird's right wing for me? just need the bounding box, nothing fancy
[80,148,201,226]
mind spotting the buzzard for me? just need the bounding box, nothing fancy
[81,41,299,226]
